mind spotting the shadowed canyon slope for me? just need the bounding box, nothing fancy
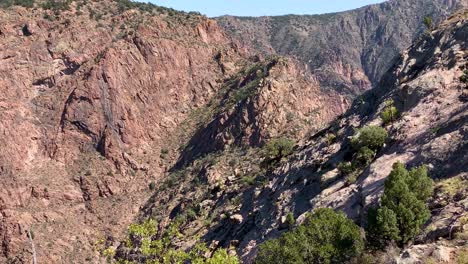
[0,0,467,263]
[216,0,465,95]
[120,9,468,263]
[0,0,346,262]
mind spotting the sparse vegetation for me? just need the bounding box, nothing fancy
[326,133,337,145]
[381,99,399,125]
[0,0,34,8]
[120,219,239,263]
[240,175,256,186]
[460,70,468,84]
[436,175,467,199]
[458,249,468,264]
[367,162,433,247]
[256,208,364,264]
[41,0,72,12]
[423,16,433,31]
[160,148,169,159]
[115,0,183,17]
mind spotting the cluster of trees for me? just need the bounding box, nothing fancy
[255,161,433,263]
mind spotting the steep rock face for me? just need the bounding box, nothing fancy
[124,9,468,264]
[216,0,465,96]
[0,1,246,262]
[0,0,357,262]
[176,57,348,166]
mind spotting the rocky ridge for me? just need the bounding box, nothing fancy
[216,0,466,96]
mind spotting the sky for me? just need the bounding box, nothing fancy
[148,0,387,17]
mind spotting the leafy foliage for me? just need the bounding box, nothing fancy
[262,137,295,165]
[338,161,355,175]
[350,126,388,151]
[460,70,468,84]
[423,16,433,30]
[353,147,375,168]
[337,126,384,182]
[381,99,399,125]
[367,162,433,247]
[256,208,364,264]
[286,212,295,228]
[119,219,239,263]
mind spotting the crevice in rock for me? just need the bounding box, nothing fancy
[132,36,150,64]
[32,76,55,88]
[61,58,81,75]
[22,24,32,36]
[70,121,98,140]
[59,88,77,132]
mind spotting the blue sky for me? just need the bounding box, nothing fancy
[148,0,387,17]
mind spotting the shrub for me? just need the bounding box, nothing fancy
[286,212,295,227]
[367,162,433,247]
[160,148,169,159]
[346,174,358,185]
[460,70,468,84]
[326,133,337,145]
[186,208,197,221]
[256,208,364,264]
[350,126,388,151]
[128,219,157,237]
[262,137,295,164]
[352,147,375,168]
[457,248,468,264]
[206,248,239,264]
[338,161,355,175]
[241,175,256,186]
[381,99,399,125]
[423,16,433,30]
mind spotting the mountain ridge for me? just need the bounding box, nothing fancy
[216,0,465,96]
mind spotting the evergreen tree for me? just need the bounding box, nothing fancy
[368,162,433,247]
[256,208,364,264]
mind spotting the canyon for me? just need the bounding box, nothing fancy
[0,0,466,263]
